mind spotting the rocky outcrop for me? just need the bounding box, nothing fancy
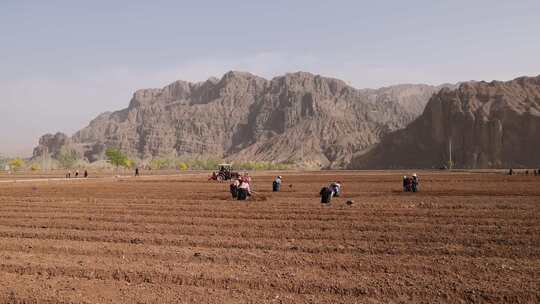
[33,132,71,159]
[350,75,540,169]
[34,71,443,168]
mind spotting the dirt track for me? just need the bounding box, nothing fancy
[0,171,538,303]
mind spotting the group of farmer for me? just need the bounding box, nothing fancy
[230,175,345,205]
[66,167,145,178]
[226,172,424,204]
[403,174,419,192]
[66,170,88,179]
[230,174,286,201]
[229,173,253,200]
[319,181,342,204]
[508,168,540,176]
[66,167,143,178]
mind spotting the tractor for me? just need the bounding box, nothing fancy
[209,163,239,181]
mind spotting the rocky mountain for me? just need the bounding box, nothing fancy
[33,132,71,159]
[349,75,540,169]
[34,71,444,168]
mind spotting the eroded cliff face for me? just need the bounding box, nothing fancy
[34,71,442,168]
[350,76,540,169]
[32,132,70,159]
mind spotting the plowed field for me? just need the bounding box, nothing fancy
[0,171,538,303]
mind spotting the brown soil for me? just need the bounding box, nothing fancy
[0,171,538,303]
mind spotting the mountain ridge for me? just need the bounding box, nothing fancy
[33,71,446,168]
[349,75,540,169]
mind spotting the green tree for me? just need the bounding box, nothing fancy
[58,147,79,169]
[105,148,129,168]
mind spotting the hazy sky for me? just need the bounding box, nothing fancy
[1,0,539,156]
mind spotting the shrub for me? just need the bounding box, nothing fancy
[150,159,173,170]
[177,162,189,170]
[8,158,25,171]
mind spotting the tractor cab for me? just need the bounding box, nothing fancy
[218,164,233,174]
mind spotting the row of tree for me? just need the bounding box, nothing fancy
[0,148,131,172]
[96,149,292,171]
[149,159,291,171]
[1,148,291,172]
[0,157,39,172]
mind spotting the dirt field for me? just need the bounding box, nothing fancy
[0,171,538,303]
